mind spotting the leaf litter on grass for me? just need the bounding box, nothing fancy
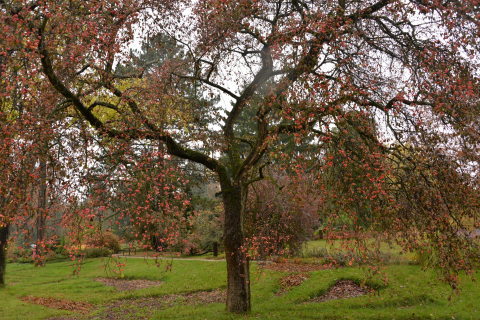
[44,289,226,320]
[309,280,373,303]
[21,296,93,314]
[94,278,163,291]
[259,261,333,273]
[95,289,226,320]
[276,273,310,295]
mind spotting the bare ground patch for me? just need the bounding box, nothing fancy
[91,289,225,320]
[309,280,373,302]
[21,296,93,314]
[182,288,226,304]
[276,273,309,295]
[94,277,163,291]
[94,295,175,320]
[44,289,226,320]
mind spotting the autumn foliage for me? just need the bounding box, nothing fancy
[1,0,480,313]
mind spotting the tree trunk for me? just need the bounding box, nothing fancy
[221,181,251,313]
[35,156,47,266]
[0,224,9,287]
[212,241,218,257]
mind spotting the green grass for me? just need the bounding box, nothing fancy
[301,240,418,264]
[0,257,479,320]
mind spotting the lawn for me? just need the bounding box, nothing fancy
[301,240,418,263]
[0,256,479,320]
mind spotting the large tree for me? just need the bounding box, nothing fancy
[1,0,480,313]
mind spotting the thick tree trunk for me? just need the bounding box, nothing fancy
[221,182,251,313]
[0,224,9,287]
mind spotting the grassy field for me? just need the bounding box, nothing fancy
[0,255,479,320]
[301,240,418,264]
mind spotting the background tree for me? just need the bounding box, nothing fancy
[0,33,70,281]
[245,167,321,259]
[0,114,35,286]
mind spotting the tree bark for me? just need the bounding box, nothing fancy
[0,224,9,287]
[212,241,218,257]
[35,156,47,266]
[221,181,251,313]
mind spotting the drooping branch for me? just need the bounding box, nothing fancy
[38,20,223,174]
[39,29,105,131]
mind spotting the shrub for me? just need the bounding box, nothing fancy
[53,238,68,256]
[413,249,438,267]
[6,244,65,263]
[184,208,223,255]
[85,231,121,253]
[6,246,33,263]
[82,247,112,258]
[301,247,329,259]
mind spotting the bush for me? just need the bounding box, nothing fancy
[101,233,121,253]
[301,247,329,259]
[82,247,112,258]
[413,249,438,267]
[6,244,65,263]
[6,246,33,263]
[53,238,68,256]
[184,208,223,255]
[85,231,121,253]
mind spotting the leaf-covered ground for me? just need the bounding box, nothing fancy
[1,257,479,320]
